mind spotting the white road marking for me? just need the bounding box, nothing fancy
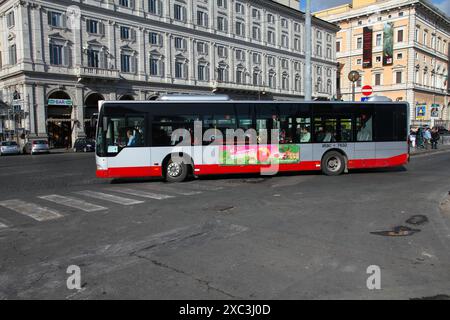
[0,199,63,221]
[107,187,174,200]
[75,191,145,205]
[141,184,202,196]
[182,183,223,191]
[0,221,8,228]
[39,195,107,212]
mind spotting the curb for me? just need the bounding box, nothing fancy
[410,148,450,157]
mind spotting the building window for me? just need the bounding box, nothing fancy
[268,72,276,88]
[281,18,288,29]
[150,57,159,76]
[148,0,162,15]
[119,0,133,8]
[120,26,133,40]
[175,61,185,79]
[87,49,100,68]
[397,29,404,43]
[174,4,186,21]
[282,34,289,48]
[236,21,245,37]
[217,0,227,9]
[397,52,403,60]
[268,30,275,45]
[252,26,261,41]
[197,64,206,81]
[376,56,382,63]
[375,73,381,86]
[376,34,382,46]
[294,38,301,51]
[235,49,245,61]
[197,42,207,55]
[217,16,228,32]
[235,2,245,14]
[252,9,261,20]
[236,69,244,84]
[87,20,99,34]
[395,71,402,84]
[121,54,132,73]
[336,41,341,52]
[49,43,63,65]
[48,12,64,28]
[252,53,261,64]
[149,32,162,46]
[174,37,186,50]
[197,10,208,27]
[357,37,363,49]
[8,44,17,65]
[217,46,228,58]
[267,14,275,24]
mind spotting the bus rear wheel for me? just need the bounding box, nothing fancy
[165,159,188,183]
[322,151,345,176]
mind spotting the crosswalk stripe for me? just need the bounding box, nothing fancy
[182,183,224,191]
[0,199,63,221]
[75,191,145,205]
[107,187,174,200]
[140,184,202,196]
[0,222,8,228]
[39,195,107,212]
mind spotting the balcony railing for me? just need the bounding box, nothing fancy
[75,66,120,80]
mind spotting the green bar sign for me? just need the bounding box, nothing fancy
[48,99,73,106]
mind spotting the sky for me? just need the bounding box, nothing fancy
[301,0,450,16]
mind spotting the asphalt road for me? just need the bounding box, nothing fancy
[1,150,450,300]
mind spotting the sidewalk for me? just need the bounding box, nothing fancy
[410,144,450,157]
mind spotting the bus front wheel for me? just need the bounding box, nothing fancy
[164,158,188,183]
[322,151,345,176]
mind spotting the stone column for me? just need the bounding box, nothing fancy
[34,84,48,138]
[16,1,32,64]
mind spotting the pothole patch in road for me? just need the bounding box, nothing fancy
[370,226,421,237]
[405,215,429,226]
[410,294,450,300]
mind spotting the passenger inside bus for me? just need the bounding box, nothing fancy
[300,127,311,143]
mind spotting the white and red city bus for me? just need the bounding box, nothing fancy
[95,96,409,182]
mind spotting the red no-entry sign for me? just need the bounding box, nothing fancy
[362,85,373,96]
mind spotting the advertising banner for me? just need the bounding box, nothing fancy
[363,27,373,68]
[48,99,73,106]
[219,145,300,166]
[430,104,440,118]
[383,23,394,66]
[416,104,426,120]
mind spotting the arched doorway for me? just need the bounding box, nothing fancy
[148,95,159,101]
[47,91,73,148]
[119,94,135,101]
[85,93,105,139]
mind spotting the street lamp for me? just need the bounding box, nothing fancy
[348,70,360,102]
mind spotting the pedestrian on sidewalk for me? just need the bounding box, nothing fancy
[431,127,440,150]
[416,127,424,149]
[423,127,432,149]
[409,128,417,148]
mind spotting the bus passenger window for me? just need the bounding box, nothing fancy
[314,117,337,143]
[356,115,373,141]
[340,118,353,142]
[297,118,311,143]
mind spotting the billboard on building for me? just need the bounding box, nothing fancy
[363,27,373,68]
[431,104,440,118]
[383,22,394,66]
[416,104,426,120]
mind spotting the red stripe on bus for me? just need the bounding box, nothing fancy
[347,154,408,169]
[96,154,409,179]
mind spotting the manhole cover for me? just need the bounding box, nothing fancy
[406,215,428,226]
[371,226,420,237]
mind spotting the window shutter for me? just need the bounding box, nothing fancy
[47,12,52,26]
[62,13,67,28]
[64,46,70,66]
[205,14,209,27]
[131,29,136,42]
[158,34,163,46]
[184,63,188,79]
[183,39,187,50]
[157,0,163,15]
[99,22,106,35]
[100,51,106,69]
[182,7,187,22]
[130,0,135,9]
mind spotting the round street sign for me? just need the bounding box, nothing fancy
[362,85,373,96]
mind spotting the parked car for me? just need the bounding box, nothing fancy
[23,140,50,155]
[0,141,20,156]
[74,138,96,152]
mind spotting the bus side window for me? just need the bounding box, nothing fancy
[356,115,373,142]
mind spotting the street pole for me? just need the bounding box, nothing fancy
[304,0,312,101]
[352,82,356,102]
